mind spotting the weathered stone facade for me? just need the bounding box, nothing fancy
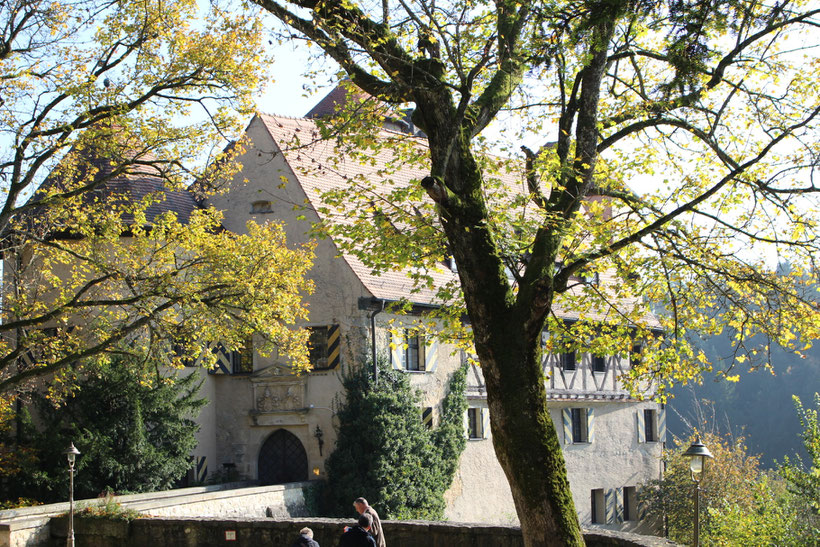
[179,108,667,533]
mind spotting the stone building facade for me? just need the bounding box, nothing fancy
[186,101,666,533]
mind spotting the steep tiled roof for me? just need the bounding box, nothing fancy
[258,113,454,304]
[28,148,201,231]
[256,112,660,327]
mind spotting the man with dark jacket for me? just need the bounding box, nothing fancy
[339,514,377,547]
[353,497,385,547]
[291,527,320,547]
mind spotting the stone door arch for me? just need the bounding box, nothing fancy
[258,429,308,485]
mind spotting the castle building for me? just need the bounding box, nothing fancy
[187,91,666,532]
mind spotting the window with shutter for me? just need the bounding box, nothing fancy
[644,409,658,442]
[467,407,483,439]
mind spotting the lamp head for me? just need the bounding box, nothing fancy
[64,442,80,466]
[682,436,713,480]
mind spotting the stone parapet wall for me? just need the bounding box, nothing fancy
[0,482,310,547]
[49,517,679,547]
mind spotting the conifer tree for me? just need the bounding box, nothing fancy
[2,354,205,503]
[324,361,467,519]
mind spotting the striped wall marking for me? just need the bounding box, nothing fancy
[636,410,646,443]
[195,456,208,482]
[207,342,231,375]
[587,407,595,444]
[424,337,438,372]
[615,488,624,523]
[605,489,616,524]
[658,406,667,444]
[562,408,572,444]
[390,330,405,370]
[422,407,433,429]
[327,324,341,369]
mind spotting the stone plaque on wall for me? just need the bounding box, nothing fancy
[249,364,308,426]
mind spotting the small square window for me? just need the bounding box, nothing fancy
[592,355,606,373]
[468,408,483,439]
[250,200,273,214]
[561,351,576,371]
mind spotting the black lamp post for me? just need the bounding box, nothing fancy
[64,442,80,547]
[682,437,713,547]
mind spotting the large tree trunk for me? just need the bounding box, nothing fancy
[427,130,584,545]
[481,313,584,547]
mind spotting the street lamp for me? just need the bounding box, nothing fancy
[64,442,80,547]
[682,437,713,547]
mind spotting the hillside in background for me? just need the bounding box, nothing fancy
[667,333,819,468]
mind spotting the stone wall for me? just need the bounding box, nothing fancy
[0,482,310,547]
[48,517,679,547]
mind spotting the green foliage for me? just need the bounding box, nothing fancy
[1,354,205,503]
[642,431,819,546]
[323,360,467,520]
[74,494,142,521]
[0,0,314,404]
[779,393,820,511]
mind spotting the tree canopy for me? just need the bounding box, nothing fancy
[1,353,206,503]
[0,0,315,406]
[252,0,819,544]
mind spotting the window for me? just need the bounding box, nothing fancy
[467,408,483,439]
[422,407,433,429]
[307,325,340,370]
[443,256,458,273]
[250,200,273,213]
[623,486,638,521]
[592,354,606,373]
[209,340,252,374]
[630,344,642,368]
[591,489,605,524]
[405,331,423,371]
[644,409,658,442]
[229,340,254,374]
[571,408,589,443]
[391,329,428,371]
[561,351,576,371]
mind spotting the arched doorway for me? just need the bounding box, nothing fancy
[258,429,308,485]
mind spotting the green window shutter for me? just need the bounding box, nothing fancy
[482,408,490,439]
[658,406,667,444]
[562,408,572,444]
[424,337,438,372]
[636,410,646,443]
[327,324,341,369]
[587,407,595,443]
[390,330,405,370]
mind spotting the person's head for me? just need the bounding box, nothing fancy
[299,527,313,539]
[353,497,368,514]
[358,512,373,531]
